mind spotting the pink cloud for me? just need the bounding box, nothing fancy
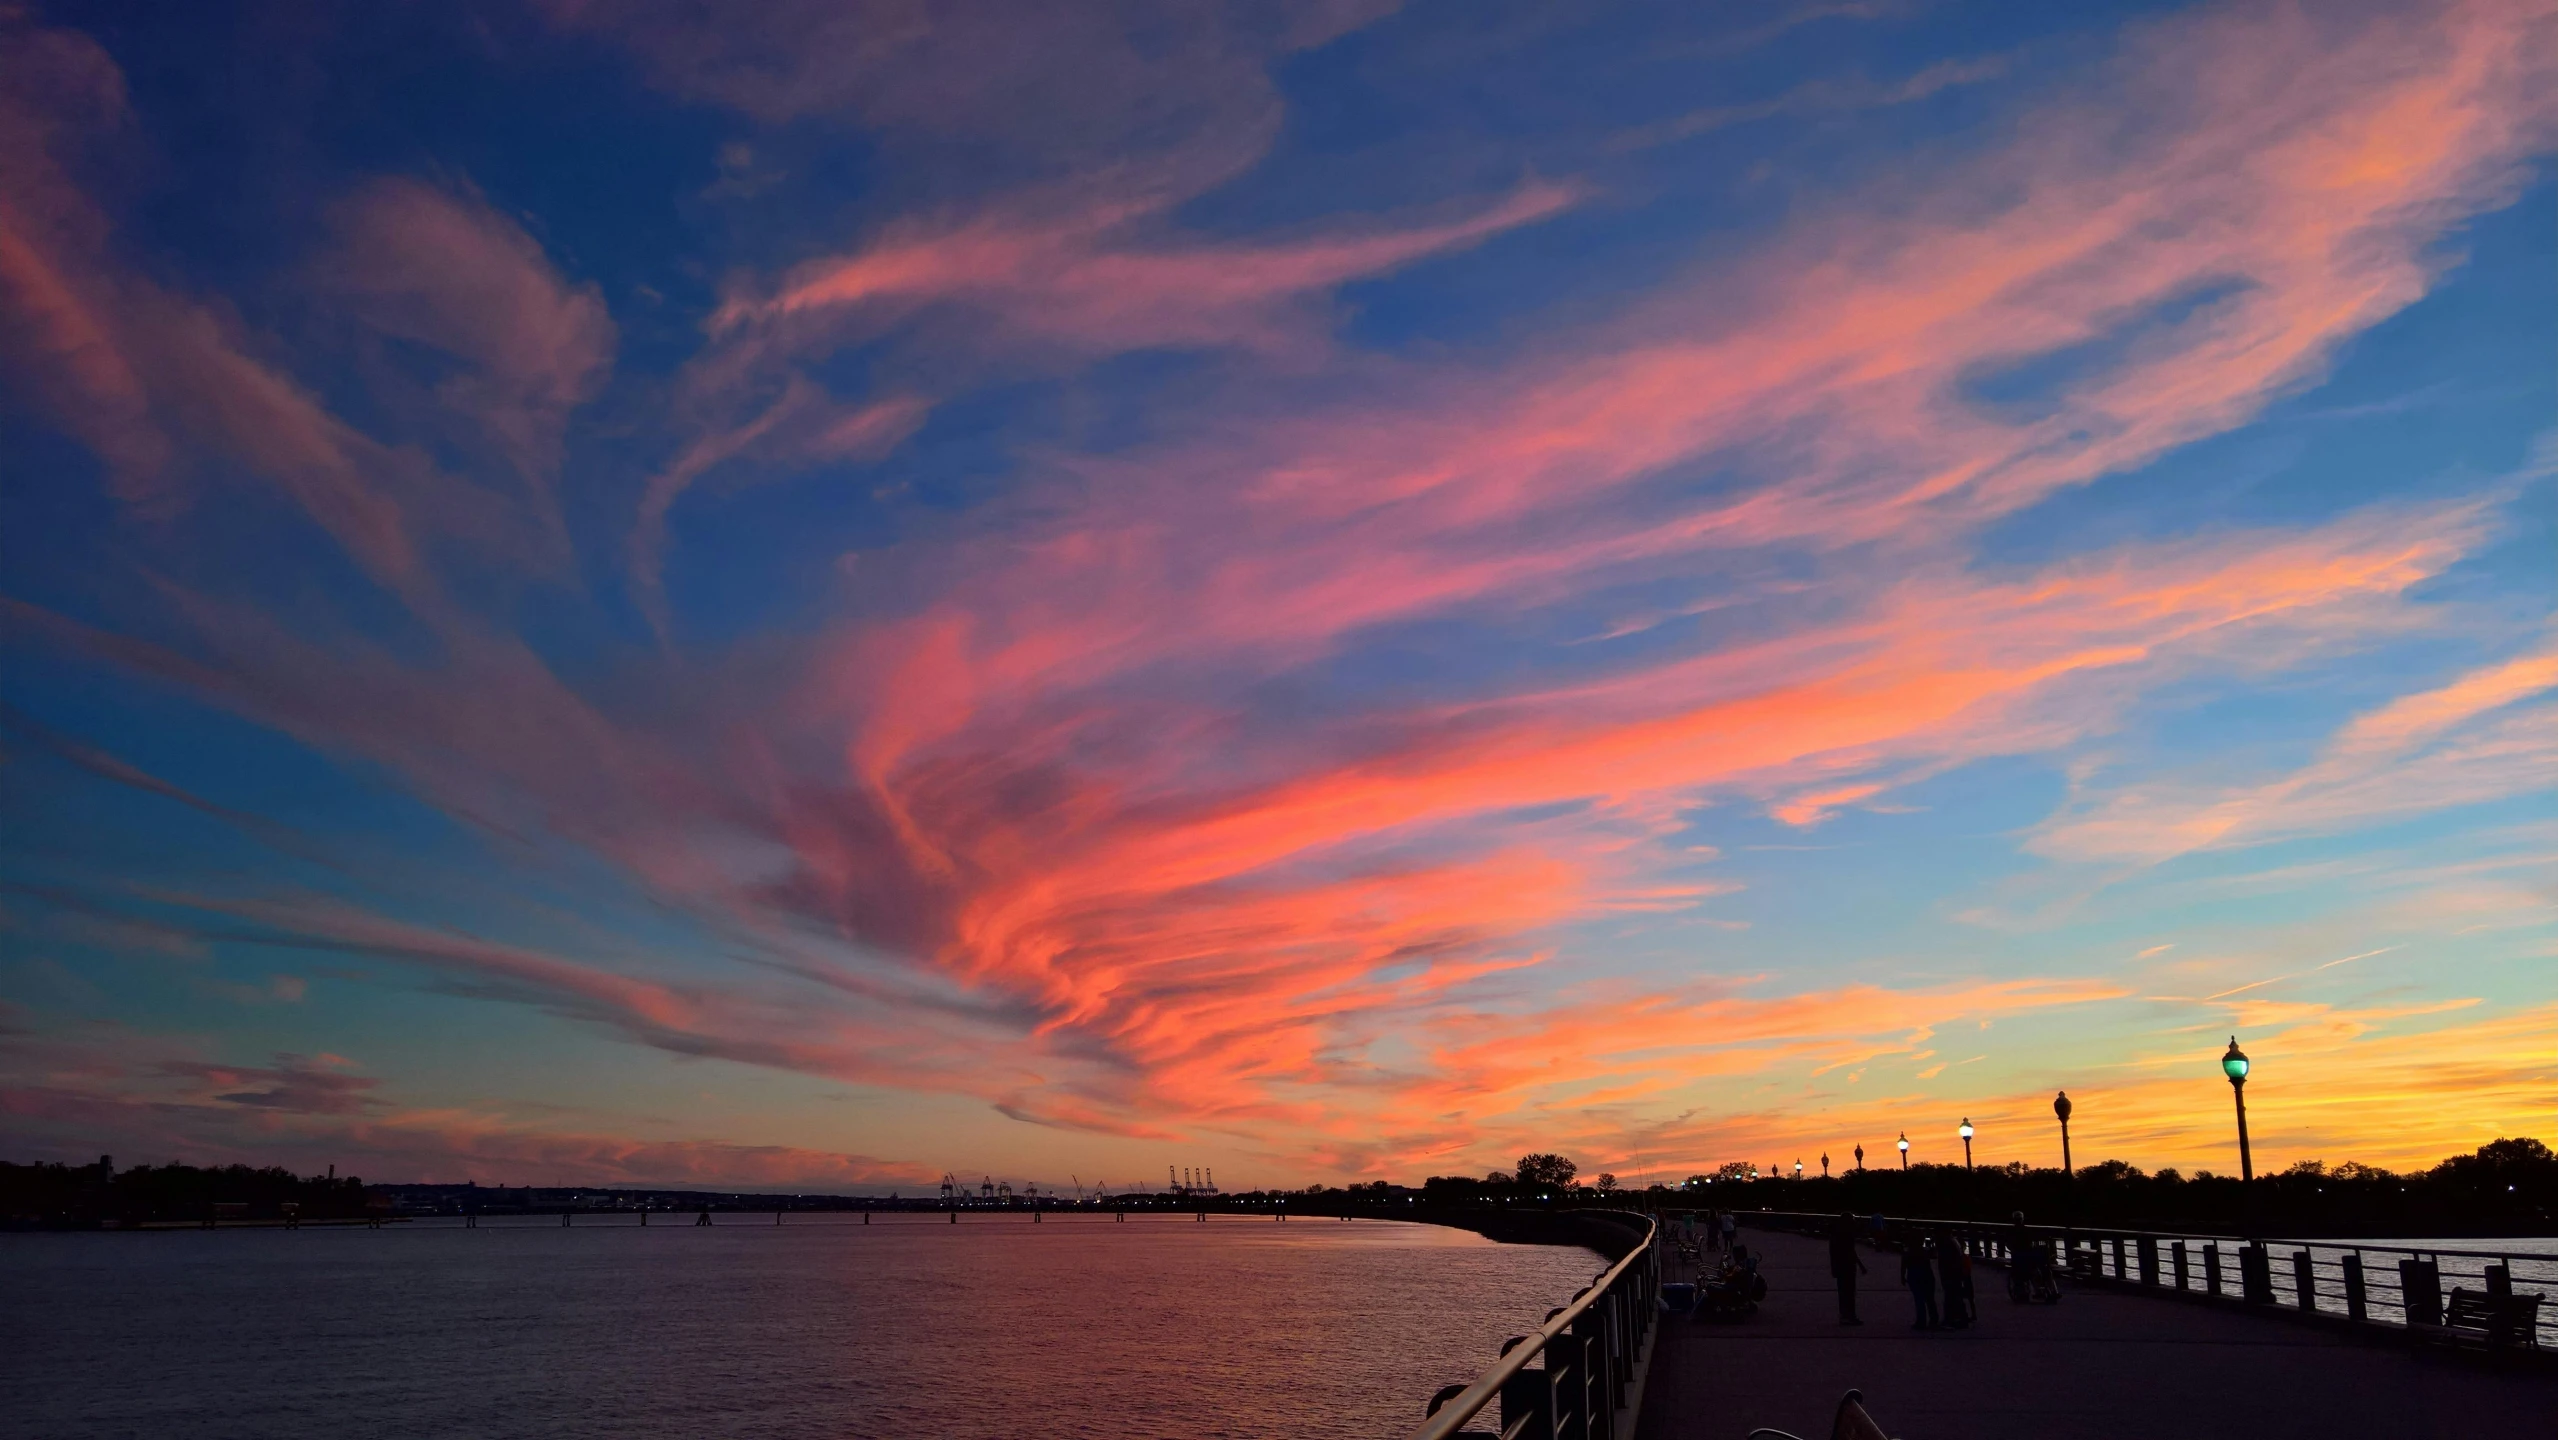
[0,18,177,510]
[537,0,1393,157]
[7,0,2553,1178]
[0,1030,935,1188]
[630,384,931,634]
[714,180,1581,358]
[731,0,2550,781]
[2034,640,2558,864]
[155,1052,381,1116]
[313,178,615,523]
[0,21,634,604]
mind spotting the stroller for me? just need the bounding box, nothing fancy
[1697,1243,1770,1322]
[2006,1239,2063,1304]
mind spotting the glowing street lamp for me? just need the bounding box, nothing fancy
[1897,1132,1910,1170]
[2223,1036,2254,1183]
[1959,1117,1975,1171]
[2054,1090,2074,1175]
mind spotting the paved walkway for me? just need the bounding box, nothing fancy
[1634,1224,2556,1440]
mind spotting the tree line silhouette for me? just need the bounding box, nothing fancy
[1418,1138,2555,1237]
[8,1137,2550,1234]
[2,1156,374,1227]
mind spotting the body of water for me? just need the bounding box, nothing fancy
[2,1215,1598,1440]
[2273,1235,2558,1340]
[2045,1230,2558,1342]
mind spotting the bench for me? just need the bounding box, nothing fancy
[2443,1288,2543,1348]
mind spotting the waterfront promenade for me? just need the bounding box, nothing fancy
[1634,1226,2558,1440]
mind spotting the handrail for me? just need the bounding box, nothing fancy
[1738,1207,2554,1259]
[1737,1208,2553,1348]
[1408,1210,1659,1440]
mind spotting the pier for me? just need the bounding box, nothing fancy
[1633,1220,2556,1438]
[1408,1209,2554,1439]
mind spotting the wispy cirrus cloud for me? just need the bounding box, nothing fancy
[1609,53,2012,151]
[0,1025,936,1188]
[0,20,618,605]
[1,0,2552,1185]
[312,178,615,553]
[711,180,1582,359]
[2035,641,2558,864]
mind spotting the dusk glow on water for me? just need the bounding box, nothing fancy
[2,1218,1598,1438]
[2,0,2553,1201]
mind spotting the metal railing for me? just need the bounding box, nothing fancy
[1409,1211,1660,1440]
[1741,1210,2553,1349]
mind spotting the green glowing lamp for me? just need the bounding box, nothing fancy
[2222,1036,2250,1085]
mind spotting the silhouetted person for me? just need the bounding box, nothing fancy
[1936,1229,1973,1327]
[1901,1234,1940,1329]
[1720,1210,1736,1252]
[1829,1213,1867,1324]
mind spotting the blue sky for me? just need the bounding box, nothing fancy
[1,0,2551,1191]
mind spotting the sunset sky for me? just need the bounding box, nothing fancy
[2,0,2551,1194]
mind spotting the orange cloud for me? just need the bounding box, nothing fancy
[4,0,2551,1187]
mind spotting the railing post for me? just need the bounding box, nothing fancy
[2172,1240,2189,1291]
[1545,1338,1578,1440]
[2342,1253,2367,1321]
[1604,1291,1627,1429]
[2241,1243,2274,1304]
[2138,1235,2159,1286]
[1562,1319,1602,1440]
[1578,1329,1605,1440]
[2203,1241,2221,1297]
[2292,1249,2316,1311]
[2401,1257,2441,1326]
[1501,1360,1556,1440]
[1404,1213,1654,1440]
[2112,1235,2127,1280]
[1601,1289,1624,1415]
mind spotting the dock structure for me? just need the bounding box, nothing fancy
[1633,1224,2558,1440]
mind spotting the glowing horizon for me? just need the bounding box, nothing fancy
[1,0,2552,1193]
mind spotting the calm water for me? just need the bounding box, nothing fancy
[2047,1232,2558,1343]
[2276,1235,2558,1340]
[1,1215,1599,1440]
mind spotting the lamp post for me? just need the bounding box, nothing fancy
[1897,1132,1910,1170]
[1820,1153,1830,1178]
[1794,1160,1803,1180]
[2053,1090,2074,1175]
[1854,1144,1864,1170]
[1959,1118,1975,1171]
[2223,1037,2253,1183]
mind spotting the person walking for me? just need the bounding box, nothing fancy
[1901,1232,1941,1329]
[1829,1213,1867,1325]
[1935,1229,1973,1328]
[1720,1210,1737,1253]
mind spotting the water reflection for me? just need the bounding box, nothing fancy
[4,1216,1600,1439]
